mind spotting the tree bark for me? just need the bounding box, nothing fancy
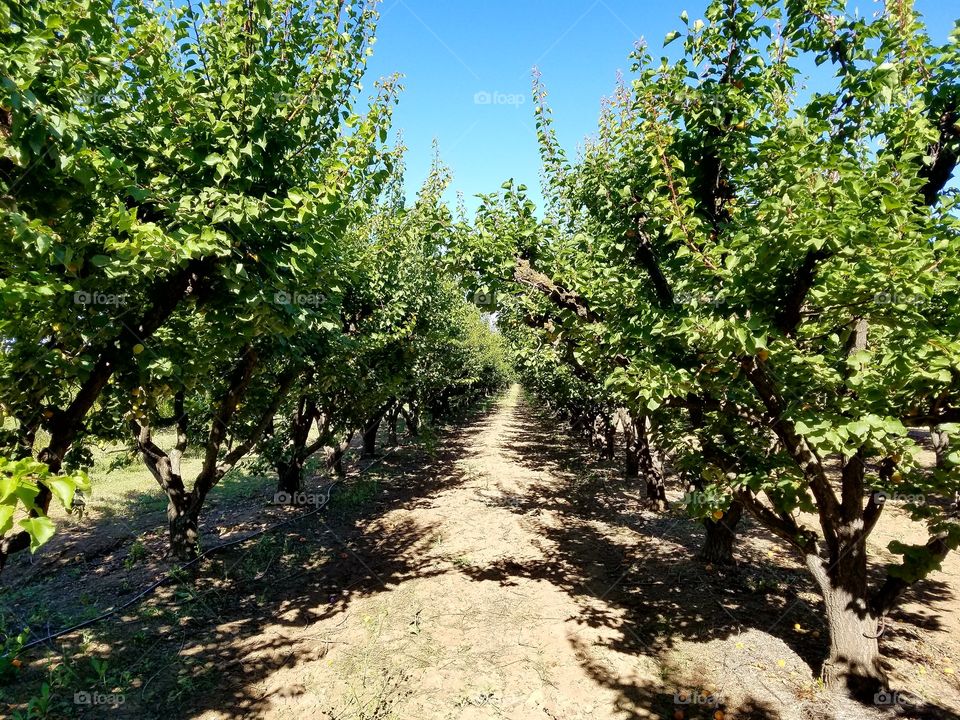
[325,433,353,476]
[168,496,200,561]
[387,403,399,446]
[603,415,616,460]
[635,415,668,509]
[277,459,305,495]
[807,553,886,699]
[622,410,641,480]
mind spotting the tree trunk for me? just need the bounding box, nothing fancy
[168,493,200,561]
[636,415,668,510]
[807,554,886,699]
[326,433,353,476]
[401,405,420,437]
[931,425,950,469]
[603,416,616,460]
[388,405,399,446]
[277,459,304,495]
[362,414,382,458]
[700,500,744,565]
[620,410,641,479]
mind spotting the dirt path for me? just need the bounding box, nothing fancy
[207,385,647,719]
[187,385,960,720]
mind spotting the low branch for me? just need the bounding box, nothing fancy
[513,258,601,323]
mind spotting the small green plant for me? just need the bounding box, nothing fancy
[124,540,148,569]
[11,682,52,720]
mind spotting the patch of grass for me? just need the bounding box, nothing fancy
[329,478,380,513]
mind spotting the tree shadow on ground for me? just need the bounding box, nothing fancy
[460,394,959,720]
[3,400,505,719]
[6,392,958,720]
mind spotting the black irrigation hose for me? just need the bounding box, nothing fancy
[8,447,397,657]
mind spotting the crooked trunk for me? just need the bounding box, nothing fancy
[326,433,353,476]
[603,418,615,460]
[700,500,744,565]
[622,410,641,479]
[931,425,950,469]
[403,405,420,437]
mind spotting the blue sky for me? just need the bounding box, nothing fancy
[363,0,958,214]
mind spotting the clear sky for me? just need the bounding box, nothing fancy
[362,0,958,214]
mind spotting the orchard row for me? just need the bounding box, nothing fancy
[453,0,960,700]
[0,0,510,565]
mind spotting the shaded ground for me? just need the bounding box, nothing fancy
[2,386,959,719]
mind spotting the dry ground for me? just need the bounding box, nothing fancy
[2,385,959,720]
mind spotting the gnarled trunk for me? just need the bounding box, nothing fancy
[325,433,353,476]
[387,404,399,446]
[603,416,616,460]
[635,414,668,510]
[931,425,950,469]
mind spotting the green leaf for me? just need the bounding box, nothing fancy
[18,516,56,553]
